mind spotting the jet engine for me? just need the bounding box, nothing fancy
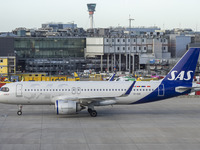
[55,100,84,115]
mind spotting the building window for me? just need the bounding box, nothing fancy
[142,39,144,42]
[106,39,109,42]
[117,39,120,43]
[123,39,125,42]
[139,47,141,50]
[123,47,125,51]
[133,39,136,42]
[117,47,120,50]
[144,47,146,50]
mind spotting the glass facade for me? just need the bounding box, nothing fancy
[14,37,86,74]
[14,37,85,58]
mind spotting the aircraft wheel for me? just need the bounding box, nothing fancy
[17,111,22,116]
[90,110,97,117]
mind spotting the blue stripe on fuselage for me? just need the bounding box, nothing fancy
[132,84,191,104]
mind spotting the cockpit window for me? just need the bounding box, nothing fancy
[0,87,9,92]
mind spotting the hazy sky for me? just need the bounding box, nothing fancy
[0,0,199,32]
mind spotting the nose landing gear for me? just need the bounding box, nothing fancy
[17,105,23,115]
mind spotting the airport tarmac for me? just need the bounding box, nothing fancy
[0,97,200,150]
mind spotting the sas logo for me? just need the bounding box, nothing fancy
[167,71,193,81]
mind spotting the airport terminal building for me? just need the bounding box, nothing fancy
[0,37,86,75]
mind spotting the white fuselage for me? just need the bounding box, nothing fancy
[0,81,161,105]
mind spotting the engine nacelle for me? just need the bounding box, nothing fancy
[55,100,83,115]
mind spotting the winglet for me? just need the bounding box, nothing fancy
[120,81,136,97]
[108,73,115,81]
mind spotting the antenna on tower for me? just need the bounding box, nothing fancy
[87,3,96,29]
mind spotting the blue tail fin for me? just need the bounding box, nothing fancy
[162,48,200,86]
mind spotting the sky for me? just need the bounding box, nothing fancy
[0,0,199,32]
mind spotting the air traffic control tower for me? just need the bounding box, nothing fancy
[87,3,96,29]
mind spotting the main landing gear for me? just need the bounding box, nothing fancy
[17,105,23,116]
[87,104,97,117]
[88,108,97,117]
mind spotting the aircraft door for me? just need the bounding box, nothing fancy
[16,84,23,97]
[158,84,164,96]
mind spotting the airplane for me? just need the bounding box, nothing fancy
[0,47,200,117]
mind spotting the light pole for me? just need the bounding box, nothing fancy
[129,16,134,75]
